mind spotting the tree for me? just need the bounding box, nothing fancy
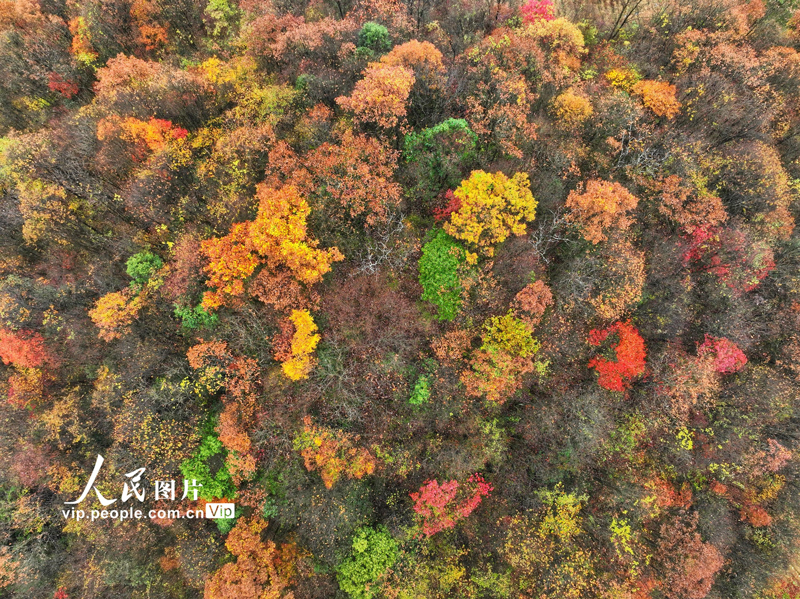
[462,312,542,403]
[279,309,321,381]
[566,180,639,244]
[654,344,721,419]
[357,22,392,53]
[654,512,723,599]
[503,484,596,599]
[682,225,776,293]
[403,119,478,206]
[305,130,403,228]
[697,335,747,375]
[337,40,446,130]
[180,423,237,502]
[293,417,376,488]
[88,289,143,342]
[205,515,298,599]
[588,321,646,392]
[265,130,403,230]
[336,526,398,599]
[96,116,188,161]
[418,229,471,321]
[444,171,537,258]
[459,20,584,157]
[521,0,555,23]
[337,63,415,129]
[586,235,646,321]
[512,280,553,328]
[0,329,48,368]
[201,185,343,309]
[551,89,593,128]
[656,175,727,234]
[410,474,492,536]
[249,186,344,285]
[200,223,261,309]
[632,80,681,119]
[126,251,163,286]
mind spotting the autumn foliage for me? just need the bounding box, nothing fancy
[566,180,639,244]
[588,321,646,392]
[277,310,321,381]
[201,185,343,309]
[521,0,555,23]
[463,312,541,402]
[293,417,376,489]
[632,80,681,119]
[513,280,554,328]
[204,515,298,599]
[410,474,492,536]
[89,289,143,342]
[1,0,799,597]
[444,170,537,257]
[697,335,747,374]
[337,40,445,130]
[0,329,48,368]
[337,63,415,129]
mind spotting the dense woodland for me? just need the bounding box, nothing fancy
[1,0,800,596]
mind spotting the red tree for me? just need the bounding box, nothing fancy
[588,321,646,392]
[697,335,747,374]
[0,329,48,368]
[410,474,493,536]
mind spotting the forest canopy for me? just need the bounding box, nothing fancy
[1,0,800,597]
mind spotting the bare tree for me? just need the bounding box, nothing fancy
[529,207,571,265]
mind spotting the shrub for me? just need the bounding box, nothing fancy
[551,89,593,127]
[409,375,430,405]
[174,304,219,330]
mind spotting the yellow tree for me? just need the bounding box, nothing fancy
[279,310,321,381]
[551,89,593,128]
[444,171,537,258]
[503,484,597,598]
[249,185,344,285]
[89,289,143,341]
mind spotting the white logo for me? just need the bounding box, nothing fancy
[205,503,235,519]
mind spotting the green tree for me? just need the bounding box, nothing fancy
[358,22,392,53]
[403,119,478,204]
[126,251,163,286]
[179,419,237,504]
[418,229,470,320]
[337,526,399,599]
